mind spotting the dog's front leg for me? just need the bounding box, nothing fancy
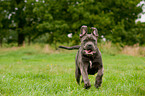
[80,63,91,89]
[95,67,104,88]
[75,65,81,84]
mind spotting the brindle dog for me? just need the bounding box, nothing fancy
[59,26,104,89]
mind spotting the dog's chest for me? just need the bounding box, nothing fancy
[88,63,98,75]
[89,60,98,68]
[89,60,93,68]
[88,60,100,75]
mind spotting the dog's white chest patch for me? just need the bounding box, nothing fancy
[89,60,92,68]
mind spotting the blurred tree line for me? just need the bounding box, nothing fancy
[0,0,144,47]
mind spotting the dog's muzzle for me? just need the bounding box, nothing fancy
[83,44,96,56]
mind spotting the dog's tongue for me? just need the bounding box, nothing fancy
[85,50,93,55]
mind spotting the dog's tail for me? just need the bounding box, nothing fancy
[59,45,80,50]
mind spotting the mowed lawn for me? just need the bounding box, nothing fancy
[0,46,145,96]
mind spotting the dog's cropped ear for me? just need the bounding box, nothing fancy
[80,25,87,38]
[91,27,98,38]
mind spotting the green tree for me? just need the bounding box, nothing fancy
[81,0,142,45]
[0,0,11,47]
[0,0,144,46]
[48,0,143,45]
[36,0,70,47]
[134,22,145,45]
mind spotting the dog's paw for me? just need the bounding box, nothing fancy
[94,84,101,89]
[84,83,91,89]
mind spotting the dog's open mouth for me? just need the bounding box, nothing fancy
[84,50,95,55]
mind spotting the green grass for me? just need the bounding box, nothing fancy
[0,46,145,96]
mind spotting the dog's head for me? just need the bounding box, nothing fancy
[80,26,98,56]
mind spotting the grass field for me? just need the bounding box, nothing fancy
[0,45,145,96]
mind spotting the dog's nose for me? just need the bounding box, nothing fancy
[87,44,92,48]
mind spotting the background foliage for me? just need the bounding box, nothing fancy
[0,0,144,47]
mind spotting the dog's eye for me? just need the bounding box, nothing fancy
[92,40,96,42]
[84,40,87,42]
